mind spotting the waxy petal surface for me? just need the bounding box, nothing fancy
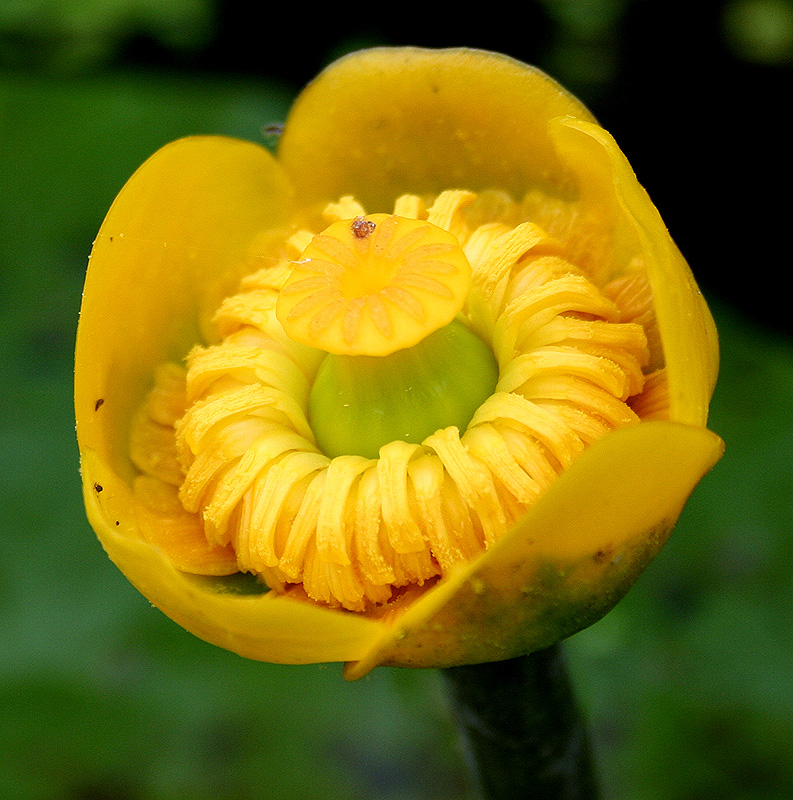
[76,49,723,674]
[278,47,596,208]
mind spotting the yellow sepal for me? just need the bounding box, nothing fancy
[345,420,724,678]
[82,451,384,663]
[548,117,719,426]
[76,136,295,482]
[278,47,596,209]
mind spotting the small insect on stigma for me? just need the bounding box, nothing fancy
[351,216,376,239]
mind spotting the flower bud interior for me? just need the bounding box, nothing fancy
[128,188,663,612]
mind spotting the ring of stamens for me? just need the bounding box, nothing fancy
[129,189,659,612]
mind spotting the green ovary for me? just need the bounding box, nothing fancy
[308,319,499,459]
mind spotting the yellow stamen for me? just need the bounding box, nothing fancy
[276,214,473,356]
[129,188,657,612]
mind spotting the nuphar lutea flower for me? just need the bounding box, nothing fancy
[76,47,724,678]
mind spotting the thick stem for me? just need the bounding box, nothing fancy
[441,645,599,800]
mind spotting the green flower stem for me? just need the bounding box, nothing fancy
[441,645,599,800]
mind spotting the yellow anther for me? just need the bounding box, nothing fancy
[276,214,473,356]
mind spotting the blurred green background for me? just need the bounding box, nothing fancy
[1,1,792,798]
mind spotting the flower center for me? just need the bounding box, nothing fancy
[276,213,472,357]
[128,189,659,613]
[275,211,497,458]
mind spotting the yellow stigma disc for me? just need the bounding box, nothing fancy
[276,214,472,356]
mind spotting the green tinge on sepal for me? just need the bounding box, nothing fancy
[308,319,499,459]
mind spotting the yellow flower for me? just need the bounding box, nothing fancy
[75,47,724,679]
